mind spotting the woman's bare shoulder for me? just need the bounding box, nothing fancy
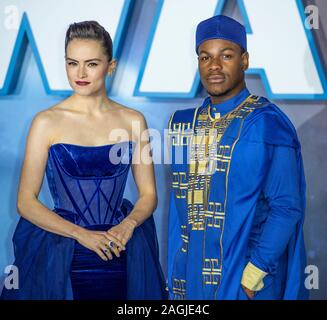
[32,108,55,127]
[29,102,70,144]
[34,100,72,122]
[112,101,146,122]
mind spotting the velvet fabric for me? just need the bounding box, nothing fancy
[1,141,167,300]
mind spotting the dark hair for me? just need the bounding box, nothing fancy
[65,21,113,61]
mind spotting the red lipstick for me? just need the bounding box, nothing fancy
[75,81,91,86]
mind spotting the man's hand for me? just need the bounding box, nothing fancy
[241,284,255,299]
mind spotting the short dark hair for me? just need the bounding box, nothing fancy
[65,21,113,61]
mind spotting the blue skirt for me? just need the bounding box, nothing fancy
[70,224,127,300]
[1,200,167,300]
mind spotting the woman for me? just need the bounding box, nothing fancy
[1,21,166,300]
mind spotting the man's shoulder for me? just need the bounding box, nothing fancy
[247,97,293,128]
[242,97,299,147]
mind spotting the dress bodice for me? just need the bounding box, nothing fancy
[46,141,134,227]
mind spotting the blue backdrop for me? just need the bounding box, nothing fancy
[1,0,326,299]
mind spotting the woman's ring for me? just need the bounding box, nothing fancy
[108,240,115,248]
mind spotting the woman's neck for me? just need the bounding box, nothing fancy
[70,91,112,115]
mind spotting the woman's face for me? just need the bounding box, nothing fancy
[65,39,115,96]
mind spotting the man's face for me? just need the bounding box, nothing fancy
[198,38,249,103]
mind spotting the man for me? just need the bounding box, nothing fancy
[167,15,308,300]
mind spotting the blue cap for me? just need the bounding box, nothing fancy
[196,15,247,53]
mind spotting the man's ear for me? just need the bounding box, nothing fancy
[241,52,249,71]
[108,59,117,76]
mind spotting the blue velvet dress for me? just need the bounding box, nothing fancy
[1,141,167,300]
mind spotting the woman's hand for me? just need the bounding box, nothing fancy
[106,217,137,252]
[74,228,126,261]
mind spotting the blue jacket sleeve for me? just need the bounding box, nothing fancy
[250,144,303,275]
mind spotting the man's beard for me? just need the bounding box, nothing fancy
[207,87,232,98]
[207,77,244,100]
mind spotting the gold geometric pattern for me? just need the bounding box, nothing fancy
[168,95,264,297]
[205,202,225,228]
[169,121,193,146]
[187,95,261,290]
[181,225,188,252]
[214,145,231,172]
[187,203,205,230]
[203,259,221,285]
[172,172,187,199]
[187,96,260,232]
[172,278,186,300]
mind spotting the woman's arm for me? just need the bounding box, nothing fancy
[17,111,124,260]
[107,112,157,246]
[127,112,158,226]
